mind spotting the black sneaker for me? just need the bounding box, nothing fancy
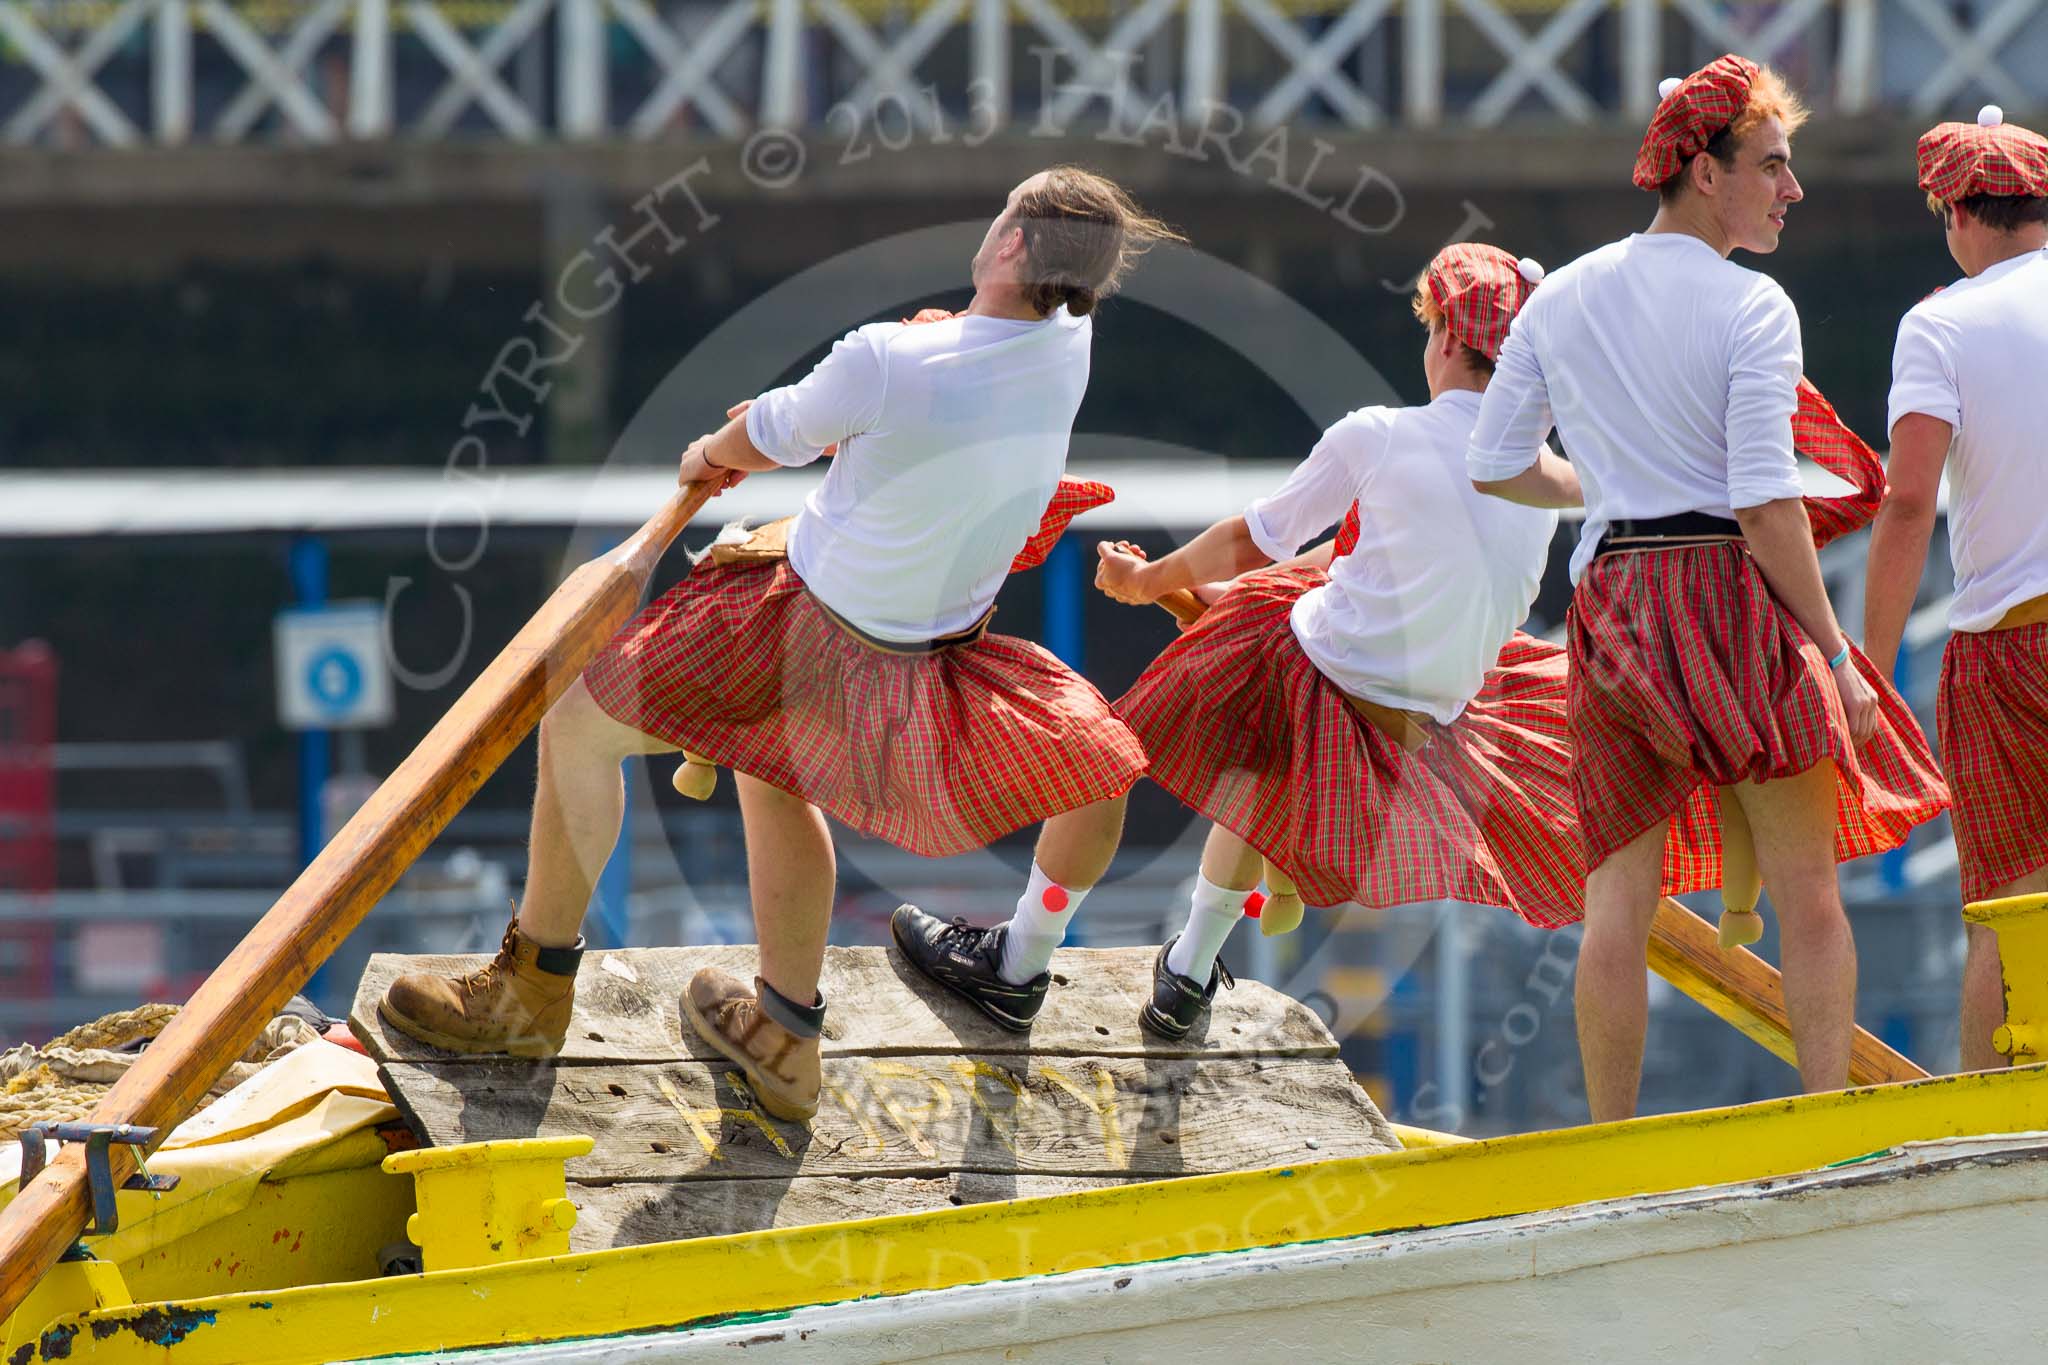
[1139,936,1234,1042]
[889,904,1048,1032]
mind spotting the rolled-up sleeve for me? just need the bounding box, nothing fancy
[1466,320,1553,482]
[1886,306,1961,435]
[1244,409,1390,561]
[1723,281,1806,509]
[744,327,889,468]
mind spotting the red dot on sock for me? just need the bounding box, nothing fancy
[1243,892,1266,919]
[1041,885,1070,913]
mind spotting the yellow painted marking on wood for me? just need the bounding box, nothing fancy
[1037,1064,1126,1166]
[947,1060,1032,1158]
[867,1060,951,1159]
[821,1079,888,1157]
[655,1075,797,1162]
[658,1076,728,1163]
[721,1075,797,1158]
[45,1065,2048,1363]
[1390,1123,1473,1149]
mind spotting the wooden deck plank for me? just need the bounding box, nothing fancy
[567,1174,1155,1250]
[382,1053,1396,1181]
[351,944,1338,1064]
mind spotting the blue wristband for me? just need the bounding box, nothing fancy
[1826,641,1851,669]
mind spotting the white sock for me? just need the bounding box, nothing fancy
[998,862,1087,984]
[1165,875,1252,982]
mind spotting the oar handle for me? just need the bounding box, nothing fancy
[1155,589,1208,626]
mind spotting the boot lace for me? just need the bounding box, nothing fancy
[459,926,519,998]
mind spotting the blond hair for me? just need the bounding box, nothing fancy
[1409,286,1494,375]
[1011,166,1185,318]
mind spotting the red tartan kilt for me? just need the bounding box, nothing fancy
[1114,565,1588,926]
[1938,623,2048,903]
[582,560,1146,857]
[1568,544,1948,876]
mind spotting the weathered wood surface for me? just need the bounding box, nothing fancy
[1649,898,1927,1086]
[568,1174,1155,1250]
[352,945,1340,1064]
[383,1053,1395,1182]
[0,485,715,1327]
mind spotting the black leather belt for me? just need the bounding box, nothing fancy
[1594,512,1745,559]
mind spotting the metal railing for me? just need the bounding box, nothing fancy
[2,0,2043,148]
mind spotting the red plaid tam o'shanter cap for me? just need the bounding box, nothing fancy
[1425,244,1544,362]
[1632,54,1760,191]
[1918,105,2048,204]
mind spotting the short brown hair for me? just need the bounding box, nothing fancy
[1011,167,1184,318]
[1657,65,1810,203]
[1927,190,2048,232]
[1411,286,1495,375]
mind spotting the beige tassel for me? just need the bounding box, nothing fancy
[1259,860,1306,937]
[671,752,718,800]
[1716,787,1765,949]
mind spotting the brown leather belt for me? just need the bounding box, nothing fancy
[1343,692,1433,753]
[1994,593,2048,632]
[809,587,994,656]
[704,515,994,654]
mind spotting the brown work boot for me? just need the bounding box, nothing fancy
[378,918,583,1057]
[680,969,822,1123]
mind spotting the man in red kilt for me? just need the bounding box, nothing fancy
[1095,244,1576,1041]
[1863,106,2048,1071]
[1470,56,1947,1119]
[379,167,1174,1122]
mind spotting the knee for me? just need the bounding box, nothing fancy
[541,680,626,760]
[1965,921,2004,961]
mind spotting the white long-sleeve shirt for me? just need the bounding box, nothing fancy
[745,309,1092,642]
[1244,391,1559,724]
[1466,233,1807,582]
[1887,248,2048,632]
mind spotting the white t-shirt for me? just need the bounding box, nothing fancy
[1244,391,1559,724]
[1467,233,1807,583]
[1887,248,2048,633]
[745,309,1092,642]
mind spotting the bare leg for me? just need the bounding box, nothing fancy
[1730,759,1855,1095]
[1033,795,1128,889]
[1960,868,2048,1071]
[735,773,836,1007]
[1577,819,1669,1123]
[1199,823,1265,892]
[518,678,677,948]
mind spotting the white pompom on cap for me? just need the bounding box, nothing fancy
[1517,257,1546,285]
[1979,104,2005,127]
[1658,76,1683,101]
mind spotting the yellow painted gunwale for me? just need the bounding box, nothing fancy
[37,1061,2048,1364]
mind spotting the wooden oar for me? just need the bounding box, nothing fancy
[0,481,718,1325]
[1145,587,1925,1087]
[1648,898,1922,1084]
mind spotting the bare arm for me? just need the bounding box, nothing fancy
[1473,449,1583,509]
[1861,413,1950,679]
[1281,541,1339,573]
[1734,497,1878,741]
[1096,516,1272,604]
[677,400,782,493]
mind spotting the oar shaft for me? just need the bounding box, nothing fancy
[0,483,716,1325]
